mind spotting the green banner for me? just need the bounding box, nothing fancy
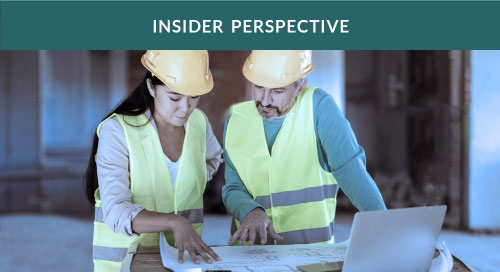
[1,1,499,49]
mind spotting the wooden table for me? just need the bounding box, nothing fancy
[121,245,473,272]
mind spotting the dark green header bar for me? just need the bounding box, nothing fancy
[1,1,499,49]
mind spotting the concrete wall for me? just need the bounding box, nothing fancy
[0,51,43,212]
[308,50,345,113]
[0,51,42,168]
[344,51,468,228]
[1,51,127,214]
[41,50,128,155]
[345,51,408,174]
[469,50,500,230]
[41,51,91,153]
[344,51,377,165]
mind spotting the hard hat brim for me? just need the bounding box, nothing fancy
[242,60,314,88]
[141,52,214,96]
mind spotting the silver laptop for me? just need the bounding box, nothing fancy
[298,205,447,272]
[343,205,447,272]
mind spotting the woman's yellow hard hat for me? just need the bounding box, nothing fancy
[141,50,214,96]
[242,50,314,88]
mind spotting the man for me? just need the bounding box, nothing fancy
[222,50,386,246]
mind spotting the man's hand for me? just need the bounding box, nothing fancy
[228,208,284,245]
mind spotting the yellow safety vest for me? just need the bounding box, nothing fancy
[226,87,338,245]
[92,110,207,271]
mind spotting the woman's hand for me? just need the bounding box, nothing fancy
[171,215,221,264]
[131,210,221,264]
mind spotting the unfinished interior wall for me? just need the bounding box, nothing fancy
[0,51,43,212]
[407,51,465,228]
[1,51,128,215]
[344,50,467,228]
[308,50,345,112]
[343,51,409,208]
[41,51,91,154]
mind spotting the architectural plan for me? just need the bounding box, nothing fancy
[159,233,347,272]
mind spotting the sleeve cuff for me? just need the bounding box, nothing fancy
[237,202,264,222]
[123,205,145,236]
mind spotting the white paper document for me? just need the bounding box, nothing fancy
[160,233,347,272]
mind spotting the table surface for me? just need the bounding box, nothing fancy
[125,245,472,272]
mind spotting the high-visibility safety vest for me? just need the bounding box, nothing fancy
[92,110,207,271]
[225,87,339,245]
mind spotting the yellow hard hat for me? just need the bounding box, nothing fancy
[141,50,214,96]
[242,50,314,88]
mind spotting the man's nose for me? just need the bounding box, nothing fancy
[261,89,272,106]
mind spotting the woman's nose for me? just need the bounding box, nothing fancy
[179,97,189,112]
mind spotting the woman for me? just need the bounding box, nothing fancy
[85,50,222,271]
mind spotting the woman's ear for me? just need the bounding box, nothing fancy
[146,78,155,98]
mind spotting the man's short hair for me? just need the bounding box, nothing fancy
[294,77,306,88]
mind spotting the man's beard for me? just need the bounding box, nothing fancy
[255,101,283,119]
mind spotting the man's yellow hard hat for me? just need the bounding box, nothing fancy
[141,50,214,96]
[242,50,314,88]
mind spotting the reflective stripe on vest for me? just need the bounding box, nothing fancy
[278,220,335,244]
[177,209,204,224]
[92,110,207,271]
[226,87,338,244]
[92,245,128,262]
[230,218,335,245]
[255,196,271,210]
[254,184,339,209]
[95,206,104,223]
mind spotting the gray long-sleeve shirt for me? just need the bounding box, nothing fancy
[96,110,223,236]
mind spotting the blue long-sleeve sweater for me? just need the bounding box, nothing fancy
[222,88,386,221]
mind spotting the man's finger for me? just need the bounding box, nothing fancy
[258,224,267,245]
[239,228,249,245]
[267,222,284,241]
[248,226,257,245]
[228,229,241,245]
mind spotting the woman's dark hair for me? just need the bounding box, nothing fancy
[84,71,163,204]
